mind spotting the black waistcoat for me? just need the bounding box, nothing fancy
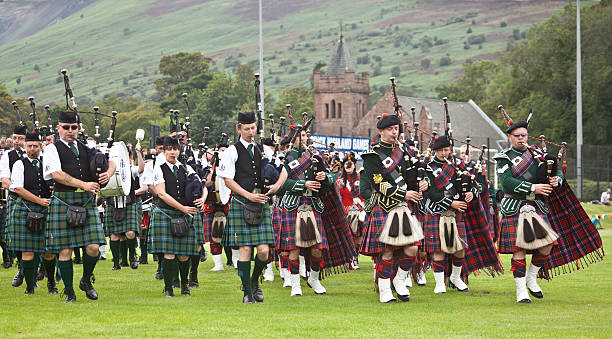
[8,150,22,173]
[54,140,95,192]
[234,142,262,192]
[159,162,188,209]
[22,157,51,198]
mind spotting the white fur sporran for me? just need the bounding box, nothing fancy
[211,211,227,243]
[439,210,464,254]
[347,205,362,234]
[515,205,558,250]
[379,204,424,246]
[295,204,322,248]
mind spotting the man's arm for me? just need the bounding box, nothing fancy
[15,187,47,206]
[51,170,86,190]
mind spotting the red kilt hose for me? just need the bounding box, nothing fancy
[498,201,552,254]
[422,210,467,253]
[359,204,421,256]
[277,197,328,252]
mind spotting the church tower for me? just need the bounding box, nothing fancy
[312,28,370,137]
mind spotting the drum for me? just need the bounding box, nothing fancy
[99,141,132,197]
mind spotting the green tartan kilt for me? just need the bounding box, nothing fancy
[45,191,106,251]
[148,207,204,256]
[0,196,17,239]
[221,195,274,248]
[6,199,51,253]
[104,201,142,237]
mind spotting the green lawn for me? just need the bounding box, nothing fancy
[0,204,610,338]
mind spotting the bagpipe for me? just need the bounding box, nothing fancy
[203,131,232,205]
[442,96,474,201]
[253,73,281,192]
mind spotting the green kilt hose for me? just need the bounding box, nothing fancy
[148,207,204,256]
[6,199,51,253]
[498,200,552,254]
[359,204,421,256]
[221,194,274,247]
[45,191,105,251]
[103,201,142,237]
[422,211,467,253]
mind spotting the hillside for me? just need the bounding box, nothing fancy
[0,0,599,106]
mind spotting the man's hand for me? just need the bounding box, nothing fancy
[98,172,110,185]
[405,190,423,203]
[464,192,474,203]
[315,171,326,181]
[418,179,429,192]
[305,181,321,192]
[83,182,100,194]
[181,205,199,216]
[193,197,205,208]
[549,176,559,188]
[265,182,281,196]
[534,184,553,196]
[451,200,468,212]
[248,192,268,204]
[38,198,50,207]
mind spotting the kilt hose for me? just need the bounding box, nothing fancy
[277,197,328,252]
[45,191,105,252]
[103,201,142,237]
[422,210,467,253]
[148,207,204,256]
[497,200,552,254]
[6,199,51,253]
[221,194,274,248]
[360,204,421,257]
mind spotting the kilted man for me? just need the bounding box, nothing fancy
[422,135,472,294]
[105,147,145,270]
[0,124,27,285]
[337,152,364,269]
[142,136,166,278]
[7,131,58,295]
[360,114,428,303]
[150,136,206,297]
[493,111,603,303]
[217,111,285,304]
[43,110,116,302]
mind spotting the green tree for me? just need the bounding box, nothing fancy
[269,87,314,128]
[154,52,212,100]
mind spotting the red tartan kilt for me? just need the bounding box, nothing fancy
[202,212,213,243]
[359,204,420,256]
[277,201,328,252]
[422,211,467,253]
[272,204,282,249]
[498,201,551,254]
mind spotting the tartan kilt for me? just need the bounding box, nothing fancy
[359,204,420,256]
[422,210,467,253]
[271,202,282,249]
[0,196,17,239]
[45,191,105,251]
[277,197,328,252]
[6,199,50,253]
[0,204,6,239]
[104,201,142,237]
[202,204,228,243]
[221,195,274,248]
[498,201,551,254]
[148,207,204,256]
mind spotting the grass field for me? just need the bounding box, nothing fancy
[0,204,610,338]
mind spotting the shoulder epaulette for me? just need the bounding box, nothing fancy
[493,148,511,161]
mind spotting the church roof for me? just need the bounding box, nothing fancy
[325,34,353,76]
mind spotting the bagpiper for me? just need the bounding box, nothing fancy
[337,152,365,269]
[43,110,116,302]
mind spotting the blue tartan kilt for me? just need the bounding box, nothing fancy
[221,194,274,248]
[104,201,142,237]
[148,207,204,256]
[277,197,328,252]
[45,191,105,251]
[359,204,420,256]
[6,199,51,253]
[498,201,551,254]
[422,210,467,253]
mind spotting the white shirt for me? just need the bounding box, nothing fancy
[141,160,155,187]
[42,139,80,181]
[10,156,42,190]
[152,160,195,186]
[0,149,24,179]
[601,191,610,203]
[217,138,256,180]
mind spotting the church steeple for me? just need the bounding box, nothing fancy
[325,21,353,76]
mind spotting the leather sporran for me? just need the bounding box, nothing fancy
[295,204,321,248]
[211,211,226,243]
[243,202,264,226]
[170,217,190,238]
[379,205,424,246]
[26,211,46,233]
[516,204,558,250]
[439,210,464,254]
[66,205,87,228]
[113,207,127,222]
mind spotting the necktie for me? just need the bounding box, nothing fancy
[173,165,178,178]
[247,144,254,158]
[32,159,40,172]
[69,143,78,157]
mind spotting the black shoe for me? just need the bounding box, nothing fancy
[121,261,129,267]
[55,271,62,283]
[397,294,410,302]
[2,260,12,269]
[164,287,175,297]
[155,270,163,280]
[518,298,532,304]
[79,278,98,300]
[100,256,106,261]
[200,249,207,262]
[73,258,82,265]
[62,289,76,303]
[139,256,148,264]
[181,282,191,296]
[173,277,180,289]
[251,280,264,302]
[12,272,24,287]
[528,288,543,299]
[36,266,46,281]
[130,259,139,270]
[24,286,35,295]
[47,279,58,294]
[112,264,121,270]
[188,272,199,288]
[242,293,256,304]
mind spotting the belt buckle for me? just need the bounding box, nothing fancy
[304,189,313,197]
[252,188,262,194]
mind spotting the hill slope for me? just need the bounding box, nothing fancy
[0,0,598,106]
